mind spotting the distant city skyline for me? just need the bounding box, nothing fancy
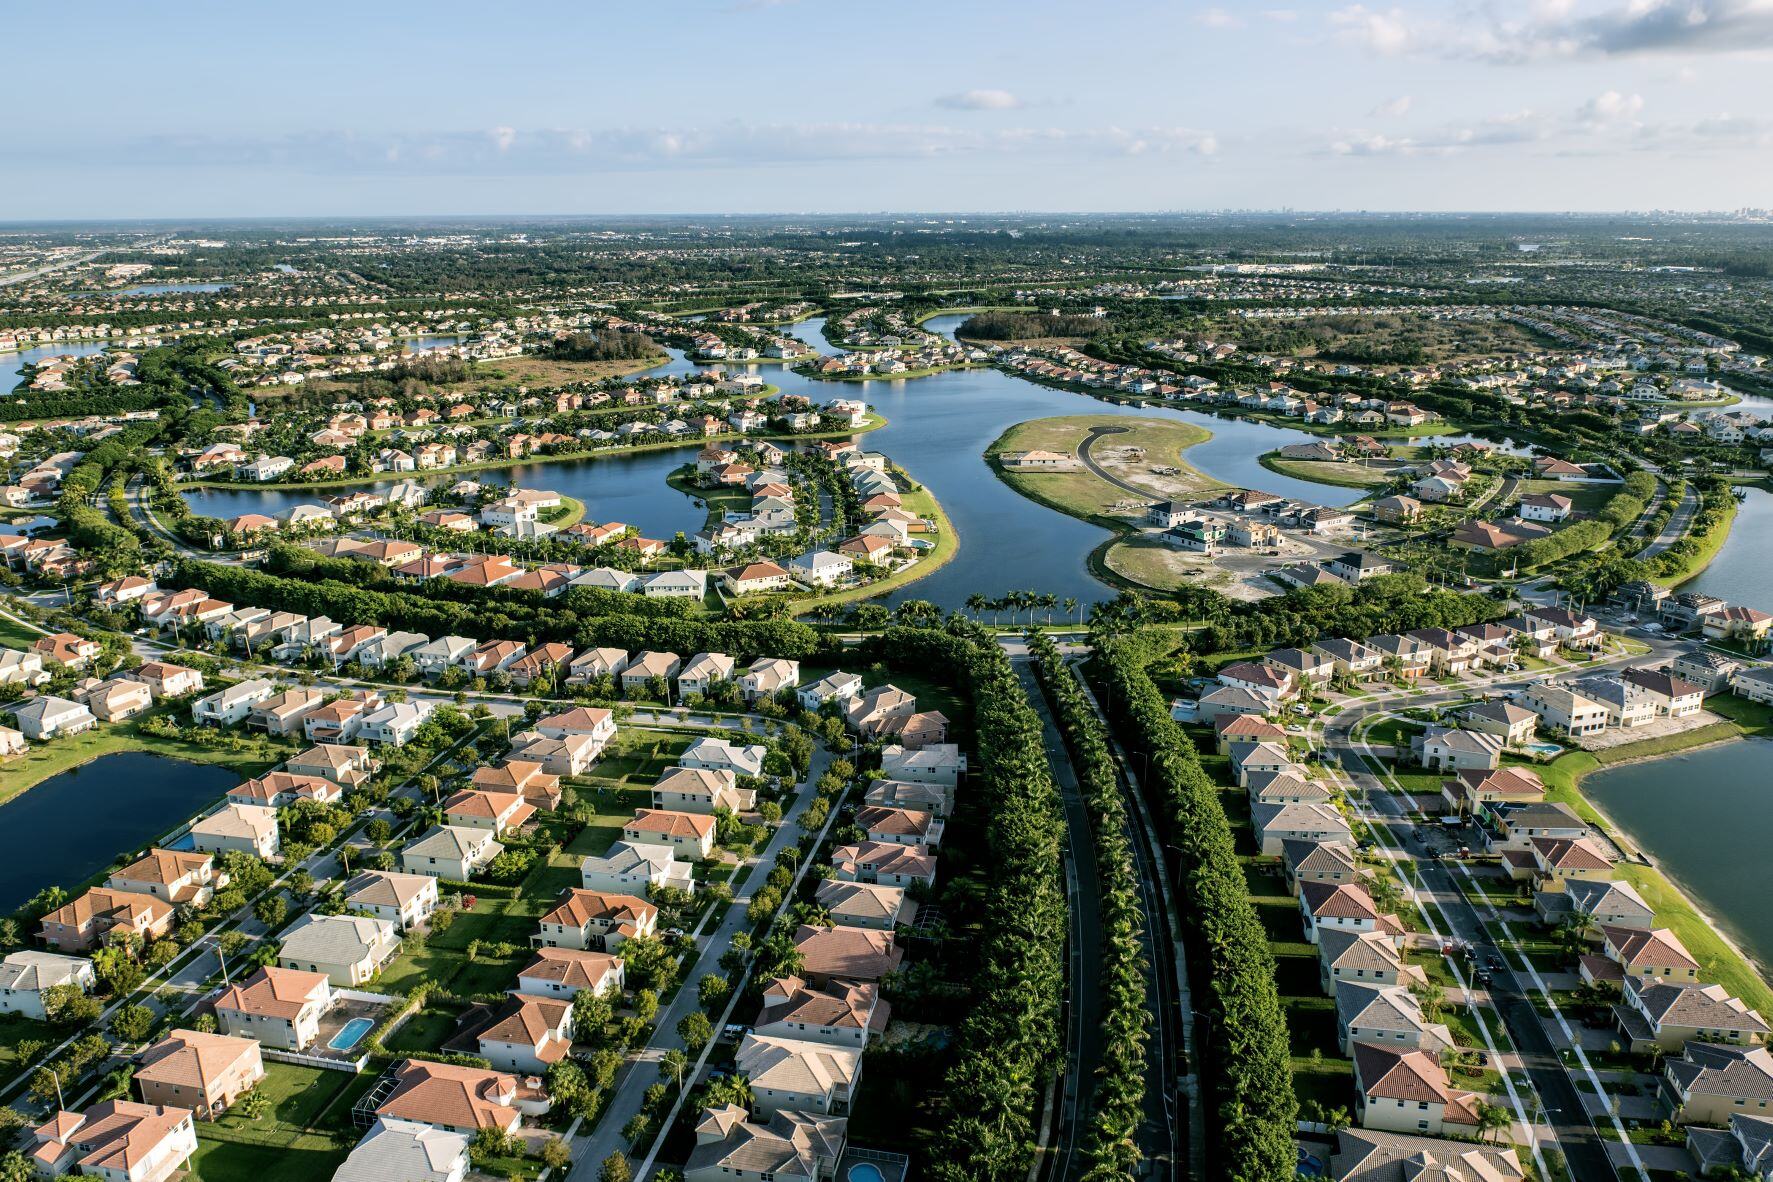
[8,0,1773,219]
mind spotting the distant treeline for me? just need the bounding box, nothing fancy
[957,312,1109,340]
[543,329,664,362]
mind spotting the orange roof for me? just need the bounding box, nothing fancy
[376,1060,519,1131]
[215,966,330,1021]
[540,889,656,930]
[626,809,715,839]
[135,1029,259,1096]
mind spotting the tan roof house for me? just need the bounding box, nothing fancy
[735,1033,861,1116]
[134,1030,265,1119]
[516,947,625,1001]
[476,994,574,1075]
[533,889,657,952]
[373,1060,524,1135]
[188,803,280,860]
[41,888,173,952]
[624,809,716,859]
[401,825,503,881]
[106,850,225,908]
[276,914,400,987]
[343,871,440,931]
[214,966,334,1051]
[791,924,903,986]
[28,1100,198,1182]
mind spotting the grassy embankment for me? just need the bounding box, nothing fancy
[1537,696,1773,1017]
[1257,453,1392,490]
[985,414,1227,593]
[1653,492,1739,587]
[0,709,292,806]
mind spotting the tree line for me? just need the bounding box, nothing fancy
[1093,633,1298,1181]
[1030,634,1151,1180]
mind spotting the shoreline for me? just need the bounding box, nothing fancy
[177,415,888,496]
[1566,734,1773,1001]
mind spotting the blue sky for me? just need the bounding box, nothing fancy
[7,0,1773,218]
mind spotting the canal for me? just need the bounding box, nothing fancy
[181,314,1390,610]
[1583,738,1773,977]
[1682,485,1773,607]
[0,752,243,911]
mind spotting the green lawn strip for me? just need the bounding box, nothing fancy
[1259,453,1392,490]
[0,710,293,806]
[1612,864,1773,1019]
[1651,493,1737,587]
[189,1139,351,1182]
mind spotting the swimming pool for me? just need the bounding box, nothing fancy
[1519,740,1564,759]
[847,1163,885,1182]
[328,1016,375,1052]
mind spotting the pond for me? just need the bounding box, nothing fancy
[183,315,1379,610]
[0,752,243,911]
[4,339,110,391]
[1582,739,1773,977]
[1681,485,1773,608]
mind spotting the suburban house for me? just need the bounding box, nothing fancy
[1351,1042,1481,1138]
[188,803,280,860]
[579,841,694,897]
[791,924,903,985]
[331,1118,469,1182]
[653,766,751,815]
[1252,801,1353,857]
[533,889,658,952]
[798,671,863,711]
[1662,1042,1773,1126]
[276,914,400,987]
[372,1060,525,1135]
[680,736,767,779]
[343,871,440,931]
[12,694,97,740]
[476,994,574,1074]
[1329,1129,1524,1182]
[214,966,334,1051]
[735,1033,862,1116]
[1336,981,1455,1056]
[755,976,887,1048]
[401,826,504,881]
[1299,881,1383,945]
[106,850,225,908]
[286,743,373,788]
[27,1100,198,1182]
[40,888,173,952]
[1618,978,1770,1053]
[828,841,937,890]
[192,679,277,726]
[623,810,716,859]
[880,743,965,786]
[813,879,914,931]
[1412,726,1504,772]
[134,1029,265,1119]
[228,772,340,809]
[685,1106,847,1182]
[0,951,94,1019]
[516,948,624,1001]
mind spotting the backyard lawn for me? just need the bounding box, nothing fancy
[192,1063,375,1182]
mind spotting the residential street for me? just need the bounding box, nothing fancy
[564,745,834,1181]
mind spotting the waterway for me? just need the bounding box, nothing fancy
[1682,486,1773,608]
[1583,738,1773,978]
[181,314,1382,610]
[0,752,242,911]
[4,339,111,391]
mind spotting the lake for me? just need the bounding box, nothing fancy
[1583,739,1773,977]
[1682,485,1772,608]
[182,315,1374,610]
[4,339,110,391]
[0,752,242,911]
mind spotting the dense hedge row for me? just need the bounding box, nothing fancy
[1094,637,1297,1182]
[1030,635,1150,1180]
[865,627,1066,1182]
[1512,469,1658,571]
[167,559,831,661]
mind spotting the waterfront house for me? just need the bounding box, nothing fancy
[189,804,280,860]
[41,888,173,952]
[106,850,224,908]
[1618,978,1770,1054]
[12,695,97,740]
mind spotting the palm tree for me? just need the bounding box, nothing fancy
[965,593,987,621]
[1040,592,1059,625]
[1063,596,1078,625]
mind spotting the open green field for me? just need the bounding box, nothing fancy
[986,414,1221,525]
[1260,453,1392,490]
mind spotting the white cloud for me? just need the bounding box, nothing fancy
[1577,90,1646,122]
[1329,5,1418,54]
[934,88,1024,111]
[1371,94,1414,117]
[1195,7,1243,28]
[1331,133,1418,155]
[489,126,517,153]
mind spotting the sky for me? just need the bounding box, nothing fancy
[7,0,1773,219]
